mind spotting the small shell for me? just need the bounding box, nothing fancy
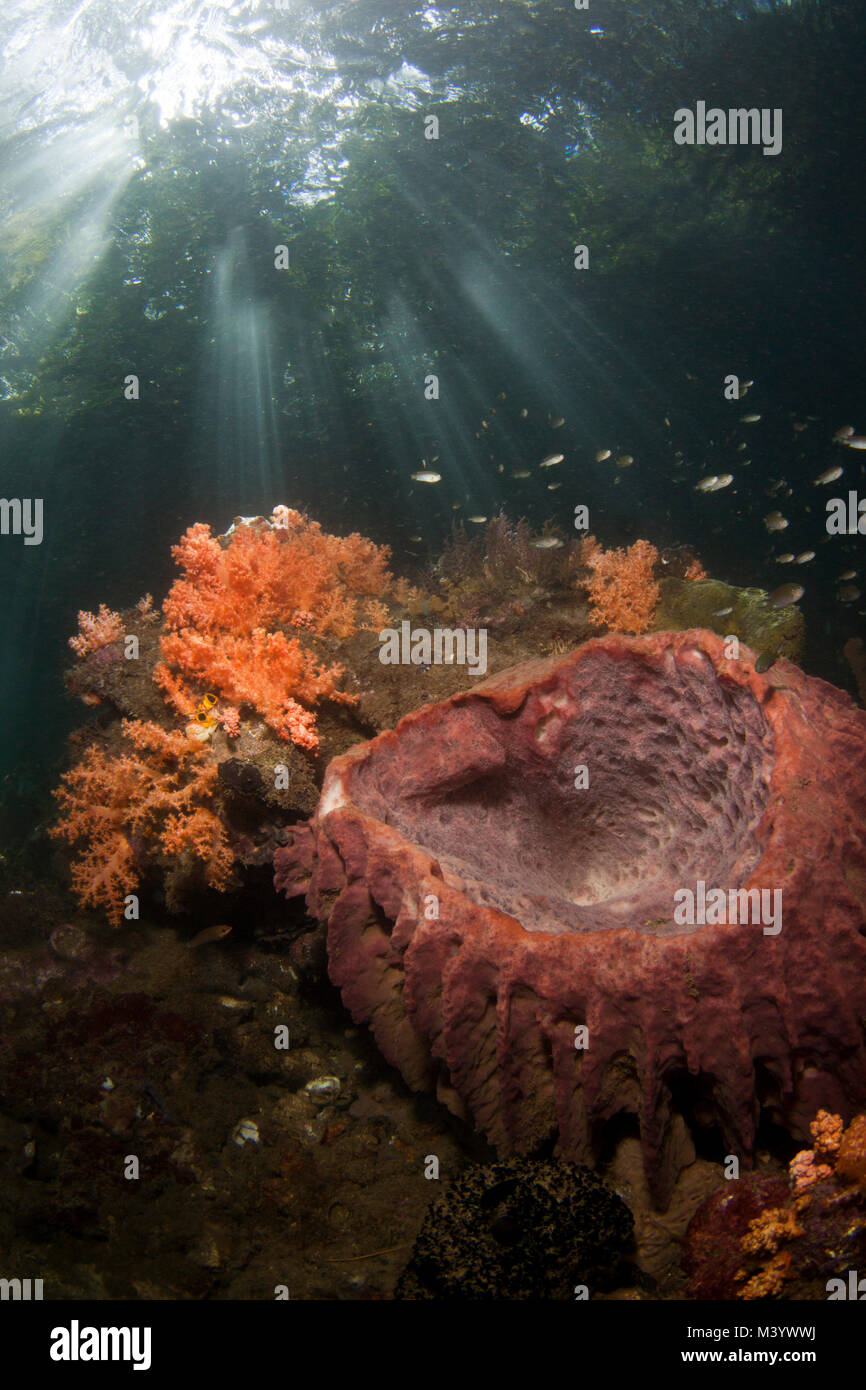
[186,722,212,743]
[232,1118,260,1147]
[304,1075,341,1105]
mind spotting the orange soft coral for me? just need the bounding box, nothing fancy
[582,536,660,635]
[730,1111,866,1298]
[155,628,348,751]
[69,603,124,657]
[155,516,396,748]
[162,517,394,639]
[50,719,233,925]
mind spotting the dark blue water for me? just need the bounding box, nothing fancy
[0,0,864,821]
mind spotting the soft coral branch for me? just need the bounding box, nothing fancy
[156,515,397,747]
[50,719,233,925]
[582,536,660,635]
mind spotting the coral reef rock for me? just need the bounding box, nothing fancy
[685,1111,866,1299]
[395,1159,633,1300]
[275,629,866,1206]
[654,577,804,665]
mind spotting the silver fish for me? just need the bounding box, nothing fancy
[769,583,804,608]
[814,466,843,485]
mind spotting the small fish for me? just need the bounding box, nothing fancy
[795,551,815,564]
[769,583,804,608]
[741,413,762,423]
[539,453,564,468]
[467,515,487,524]
[844,436,866,449]
[409,534,423,542]
[775,553,795,563]
[736,442,748,452]
[615,454,634,467]
[814,466,843,485]
[411,471,442,483]
[833,425,855,440]
[546,482,561,490]
[531,537,564,549]
[186,923,233,949]
[511,469,531,478]
[497,392,506,401]
[754,651,778,674]
[549,415,565,428]
[838,585,861,602]
[792,422,807,433]
[713,606,734,617]
[595,449,612,462]
[839,569,857,581]
[713,473,733,489]
[519,408,528,418]
[764,511,789,532]
[695,475,719,492]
